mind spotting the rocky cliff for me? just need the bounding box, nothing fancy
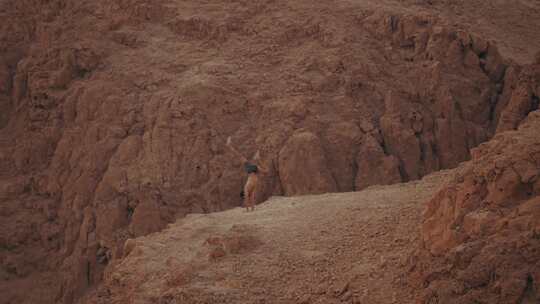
[413,109,540,303]
[0,0,539,303]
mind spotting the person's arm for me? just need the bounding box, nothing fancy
[253,150,271,174]
[226,137,248,163]
[257,162,271,174]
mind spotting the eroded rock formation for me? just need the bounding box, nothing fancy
[278,130,337,195]
[412,109,540,303]
[0,0,539,303]
[355,134,401,190]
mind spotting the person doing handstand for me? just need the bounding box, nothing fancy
[226,136,269,212]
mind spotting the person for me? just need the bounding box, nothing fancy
[226,136,269,212]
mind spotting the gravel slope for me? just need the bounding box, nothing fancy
[84,169,458,304]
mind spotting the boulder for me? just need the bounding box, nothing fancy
[278,131,337,196]
[355,135,402,190]
[380,91,422,180]
[324,122,362,192]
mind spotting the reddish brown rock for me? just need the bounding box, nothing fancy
[380,91,422,180]
[355,134,402,190]
[413,110,540,304]
[470,33,489,56]
[323,121,362,192]
[484,44,507,82]
[380,90,441,180]
[129,196,168,237]
[496,83,534,132]
[278,131,337,195]
[0,1,539,303]
[496,64,540,133]
[0,61,10,94]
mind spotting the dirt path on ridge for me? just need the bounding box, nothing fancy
[84,169,458,304]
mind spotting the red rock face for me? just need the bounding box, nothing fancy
[0,0,538,303]
[278,131,337,195]
[496,66,540,133]
[355,134,402,190]
[412,108,540,303]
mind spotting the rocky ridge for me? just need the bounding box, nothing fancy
[413,108,540,303]
[0,0,539,303]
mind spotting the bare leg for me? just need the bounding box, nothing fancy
[243,175,258,212]
[249,190,256,211]
[243,190,251,212]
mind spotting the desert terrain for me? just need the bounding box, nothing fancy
[0,0,539,303]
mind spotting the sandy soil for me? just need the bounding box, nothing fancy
[86,169,459,304]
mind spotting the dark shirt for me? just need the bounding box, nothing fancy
[244,162,258,174]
